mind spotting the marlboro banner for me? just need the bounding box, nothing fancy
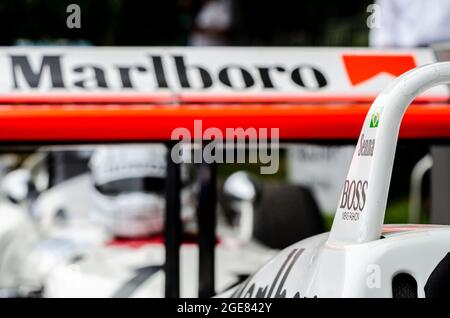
[0,47,447,103]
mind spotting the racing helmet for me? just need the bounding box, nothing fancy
[89,144,194,238]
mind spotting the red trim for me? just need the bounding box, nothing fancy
[0,94,175,104]
[2,103,450,141]
[106,233,220,248]
[176,94,449,104]
[106,236,167,248]
[382,224,446,233]
[0,94,447,105]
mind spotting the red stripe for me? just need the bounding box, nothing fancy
[1,103,450,141]
[0,94,447,104]
[106,234,220,248]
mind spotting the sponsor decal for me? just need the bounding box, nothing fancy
[357,133,375,157]
[231,248,315,298]
[9,54,328,92]
[342,54,416,86]
[339,179,368,221]
[370,107,383,128]
[1,49,444,102]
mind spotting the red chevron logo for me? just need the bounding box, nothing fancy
[342,54,416,86]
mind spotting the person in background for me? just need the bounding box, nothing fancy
[89,145,195,238]
[190,0,233,46]
[369,0,450,48]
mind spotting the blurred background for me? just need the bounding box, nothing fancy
[0,0,371,46]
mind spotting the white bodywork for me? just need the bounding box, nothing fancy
[43,238,273,298]
[0,172,276,298]
[227,225,450,297]
[224,62,450,298]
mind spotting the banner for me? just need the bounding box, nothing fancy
[0,47,447,103]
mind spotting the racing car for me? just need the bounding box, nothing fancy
[220,62,450,298]
[0,145,321,298]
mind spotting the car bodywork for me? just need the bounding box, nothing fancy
[222,62,450,298]
[224,225,450,297]
[0,167,276,298]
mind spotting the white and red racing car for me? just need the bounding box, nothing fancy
[0,145,319,298]
[220,62,450,298]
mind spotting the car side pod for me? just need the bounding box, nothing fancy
[221,62,450,298]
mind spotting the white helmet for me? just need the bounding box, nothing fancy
[89,144,194,238]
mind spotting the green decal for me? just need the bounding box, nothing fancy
[370,107,383,128]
